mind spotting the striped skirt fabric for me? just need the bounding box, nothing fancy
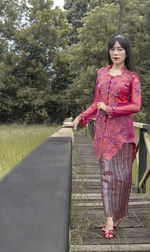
[99,143,134,221]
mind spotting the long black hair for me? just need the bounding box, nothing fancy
[108,35,136,72]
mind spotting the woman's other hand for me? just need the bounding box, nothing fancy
[97,102,107,112]
[72,116,81,129]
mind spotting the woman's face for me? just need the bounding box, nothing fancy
[109,40,126,66]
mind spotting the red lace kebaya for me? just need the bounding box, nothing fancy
[79,65,141,160]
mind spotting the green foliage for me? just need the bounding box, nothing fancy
[64,0,90,44]
[0,0,150,124]
[0,0,72,124]
[88,0,120,10]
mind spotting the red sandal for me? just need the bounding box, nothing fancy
[104,229,115,239]
[113,219,122,230]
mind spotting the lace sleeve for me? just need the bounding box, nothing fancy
[106,75,141,117]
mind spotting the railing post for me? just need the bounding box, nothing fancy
[138,128,147,193]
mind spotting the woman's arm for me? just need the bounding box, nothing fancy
[106,75,141,117]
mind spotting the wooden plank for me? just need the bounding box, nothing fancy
[136,149,139,166]
[71,244,150,251]
[72,179,101,183]
[72,193,150,200]
[133,122,150,130]
[73,201,150,207]
[82,235,150,243]
[72,175,100,178]
[139,168,150,189]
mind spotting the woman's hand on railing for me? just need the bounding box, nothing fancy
[72,116,81,129]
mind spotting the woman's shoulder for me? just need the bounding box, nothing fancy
[97,66,108,74]
[98,66,108,71]
[125,68,139,79]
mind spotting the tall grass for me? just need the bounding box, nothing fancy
[0,124,59,179]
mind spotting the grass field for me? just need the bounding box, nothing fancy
[0,124,59,179]
[0,123,149,193]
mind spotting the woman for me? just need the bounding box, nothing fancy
[72,35,141,239]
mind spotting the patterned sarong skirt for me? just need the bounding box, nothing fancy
[99,143,134,220]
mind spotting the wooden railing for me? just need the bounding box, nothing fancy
[133,122,150,193]
[88,120,150,194]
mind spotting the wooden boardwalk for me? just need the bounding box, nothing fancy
[70,131,150,252]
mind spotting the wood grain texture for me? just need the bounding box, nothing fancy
[71,131,150,251]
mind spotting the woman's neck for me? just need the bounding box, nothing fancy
[111,63,125,71]
[108,63,125,76]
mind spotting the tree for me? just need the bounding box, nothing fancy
[139,0,150,123]
[0,0,23,122]
[13,0,71,123]
[0,0,72,123]
[88,0,120,10]
[118,0,124,34]
[64,0,90,44]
